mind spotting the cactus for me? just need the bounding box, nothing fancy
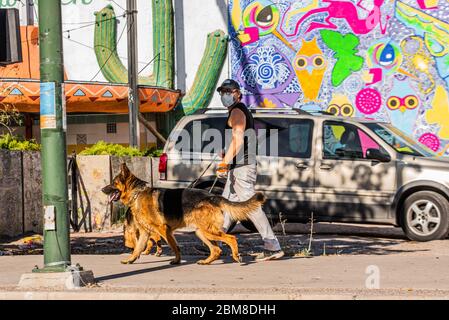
[93,1,228,115]
[93,5,155,85]
[181,30,228,115]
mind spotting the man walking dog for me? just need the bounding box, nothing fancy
[216,79,284,261]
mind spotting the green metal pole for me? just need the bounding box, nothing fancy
[35,0,71,272]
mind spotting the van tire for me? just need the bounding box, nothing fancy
[401,191,449,242]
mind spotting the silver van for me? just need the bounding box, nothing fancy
[156,109,449,242]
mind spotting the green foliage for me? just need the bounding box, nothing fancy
[143,147,163,157]
[80,141,144,156]
[0,134,41,151]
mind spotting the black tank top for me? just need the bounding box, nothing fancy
[225,102,256,169]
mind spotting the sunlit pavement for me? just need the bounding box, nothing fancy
[1,223,449,299]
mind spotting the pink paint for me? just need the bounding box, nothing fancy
[358,129,381,157]
[419,133,440,152]
[366,68,383,85]
[356,88,382,115]
[417,0,438,10]
[281,0,390,37]
[240,27,260,46]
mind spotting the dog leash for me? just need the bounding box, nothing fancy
[187,153,220,189]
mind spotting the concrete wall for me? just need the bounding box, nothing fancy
[0,150,42,238]
[22,151,42,234]
[0,151,23,238]
[76,155,160,231]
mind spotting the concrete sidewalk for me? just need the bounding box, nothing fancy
[2,224,449,300]
[1,250,449,299]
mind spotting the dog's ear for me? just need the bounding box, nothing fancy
[120,163,130,178]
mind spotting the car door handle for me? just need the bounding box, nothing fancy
[320,164,334,171]
[296,163,309,170]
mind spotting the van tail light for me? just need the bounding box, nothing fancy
[159,153,168,180]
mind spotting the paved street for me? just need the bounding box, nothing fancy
[1,223,449,299]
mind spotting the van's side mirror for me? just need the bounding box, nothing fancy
[366,148,391,163]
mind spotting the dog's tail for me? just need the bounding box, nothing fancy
[217,192,266,221]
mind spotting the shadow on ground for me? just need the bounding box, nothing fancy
[0,223,429,257]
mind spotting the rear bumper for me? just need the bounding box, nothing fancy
[155,180,192,189]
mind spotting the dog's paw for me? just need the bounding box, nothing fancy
[233,254,243,264]
[197,259,210,265]
[121,258,137,264]
[142,251,151,256]
[170,259,181,265]
[155,251,163,257]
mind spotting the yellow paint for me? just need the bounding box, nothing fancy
[272,29,295,51]
[284,0,319,28]
[328,94,355,117]
[426,85,449,139]
[259,98,277,108]
[294,38,326,102]
[231,0,243,32]
[362,70,374,84]
[332,126,346,140]
[237,32,251,43]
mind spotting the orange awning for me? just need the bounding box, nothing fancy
[0,80,182,113]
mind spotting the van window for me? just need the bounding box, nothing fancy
[174,117,227,154]
[323,121,388,160]
[174,116,313,159]
[255,118,313,158]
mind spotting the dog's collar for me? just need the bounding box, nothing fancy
[129,187,146,205]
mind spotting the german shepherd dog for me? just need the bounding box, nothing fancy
[102,163,265,265]
[123,207,163,257]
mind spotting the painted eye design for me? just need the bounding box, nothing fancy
[405,96,419,109]
[327,105,340,116]
[379,44,395,66]
[296,57,307,69]
[341,104,355,117]
[256,5,275,27]
[387,97,401,110]
[313,56,325,68]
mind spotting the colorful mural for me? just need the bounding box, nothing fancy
[229,0,449,155]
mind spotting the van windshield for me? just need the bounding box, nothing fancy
[363,123,437,158]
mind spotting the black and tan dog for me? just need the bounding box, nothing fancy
[102,163,265,265]
[123,207,163,257]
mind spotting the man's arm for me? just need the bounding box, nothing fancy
[223,108,246,165]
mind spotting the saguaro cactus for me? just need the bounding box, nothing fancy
[181,30,228,115]
[93,0,228,115]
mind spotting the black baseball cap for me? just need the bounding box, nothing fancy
[217,79,240,92]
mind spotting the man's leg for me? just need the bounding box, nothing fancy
[231,165,282,254]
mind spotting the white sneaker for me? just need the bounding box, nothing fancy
[254,250,285,262]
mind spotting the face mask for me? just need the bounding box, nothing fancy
[221,93,236,108]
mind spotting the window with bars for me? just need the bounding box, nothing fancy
[76,134,87,145]
[106,122,117,134]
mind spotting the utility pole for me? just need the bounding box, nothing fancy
[37,0,70,272]
[26,0,34,26]
[126,0,140,148]
[19,0,94,287]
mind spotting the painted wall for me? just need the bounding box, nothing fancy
[229,0,449,155]
[1,0,229,106]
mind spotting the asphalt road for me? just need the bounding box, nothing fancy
[1,223,449,299]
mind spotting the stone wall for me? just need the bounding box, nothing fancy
[0,152,159,237]
[0,151,23,238]
[76,156,160,231]
[0,150,42,238]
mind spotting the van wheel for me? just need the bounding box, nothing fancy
[401,191,449,242]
